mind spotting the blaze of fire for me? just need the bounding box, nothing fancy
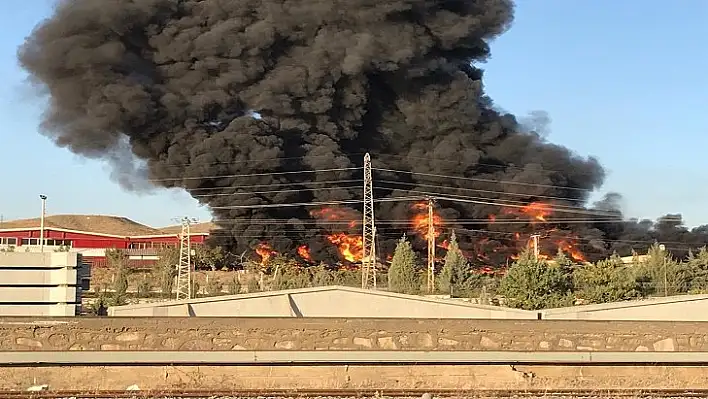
[556,239,587,262]
[310,207,358,228]
[297,245,313,262]
[508,234,586,263]
[411,202,442,240]
[521,202,552,222]
[326,233,363,262]
[255,243,276,265]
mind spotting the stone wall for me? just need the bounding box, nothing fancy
[2,318,708,352]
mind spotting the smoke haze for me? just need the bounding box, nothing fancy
[18,0,708,263]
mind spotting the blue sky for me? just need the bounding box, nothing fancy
[0,0,706,228]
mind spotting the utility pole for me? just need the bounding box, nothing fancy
[361,153,377,289]
[530,234,540,260]
[427,197,436,294]
[660,244,667,296]
[39,195,47,253]
[176,217,197,300]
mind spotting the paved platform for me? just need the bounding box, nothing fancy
[2,364,708,391]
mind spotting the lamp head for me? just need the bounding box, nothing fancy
[39,195,47,200]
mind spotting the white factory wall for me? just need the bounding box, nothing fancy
[541,294,708,321]
[0,252,88,316]
[108,285,539,318]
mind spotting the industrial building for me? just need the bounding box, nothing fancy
[0,214,213,268]
[0,252,90,316]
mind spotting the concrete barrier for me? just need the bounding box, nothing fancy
[1,317,707,352]
[0,252,89,316]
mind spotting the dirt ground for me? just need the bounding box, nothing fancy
[3,365,708,391]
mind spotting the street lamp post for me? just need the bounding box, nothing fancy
[659,244,667,296]
[39,195,47,253]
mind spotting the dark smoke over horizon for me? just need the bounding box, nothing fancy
[19,0,708,264]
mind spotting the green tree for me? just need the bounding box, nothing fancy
[498,249,574,310]
[639,243,692,296]
[270,255,311,290]
[246,277,261,293]
[310,264,336,287]
[227,276,241,295]
[194,245,226,271]
[205,274,224,296]
[573,253,645,303]
[154,247,178,299]
[687,247,708,293]
[136,274,153,298]
[438,231,469,296]
[106,249,129,306]
[387,235,419,294]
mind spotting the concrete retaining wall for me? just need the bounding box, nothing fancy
[0,252,89,316]
[2,318,708,352]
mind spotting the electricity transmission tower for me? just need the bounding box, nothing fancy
[361,153,377,289]
[426,197,436,294]
[176,217,197,300]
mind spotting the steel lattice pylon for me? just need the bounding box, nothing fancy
[175,217,194,300]
[361,153,377,289]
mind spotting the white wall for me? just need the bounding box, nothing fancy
[0,252,85,316]
[109,287,539,319]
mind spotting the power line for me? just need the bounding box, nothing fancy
[370,186,619,218]
[374,167,595,193]
[451,228,699,251]
[379,153,602,177]
[209,196,423,210]
[187,179,362,192]
[191,185,361,198]
[148,167,362,183]
[209,218,627,226]
[376,179,593,204]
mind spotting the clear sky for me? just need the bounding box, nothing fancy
[0,0,706,228]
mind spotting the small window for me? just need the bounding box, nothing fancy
[21,239,29,245]
[46,239,55,246]
[7,238,16,245]
[29,238,39,245]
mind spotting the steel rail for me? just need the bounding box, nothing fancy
[3,389,708,399]
[5,350,708,366]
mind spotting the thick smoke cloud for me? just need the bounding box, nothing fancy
[19,0,708,263]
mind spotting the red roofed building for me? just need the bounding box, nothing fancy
[0,215,214,268]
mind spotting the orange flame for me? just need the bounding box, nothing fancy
[326,233,363,262]
[555,239,586,262]
[297,245,313,262]
[310,207,358,228]
[411,201,442,239]
[521,202,552,222]
[255,243,276,265]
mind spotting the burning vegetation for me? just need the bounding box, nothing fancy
[18,0,708,270]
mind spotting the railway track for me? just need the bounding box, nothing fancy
[3,389,708,399]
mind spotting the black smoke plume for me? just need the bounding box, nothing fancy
[19,0,708,265]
